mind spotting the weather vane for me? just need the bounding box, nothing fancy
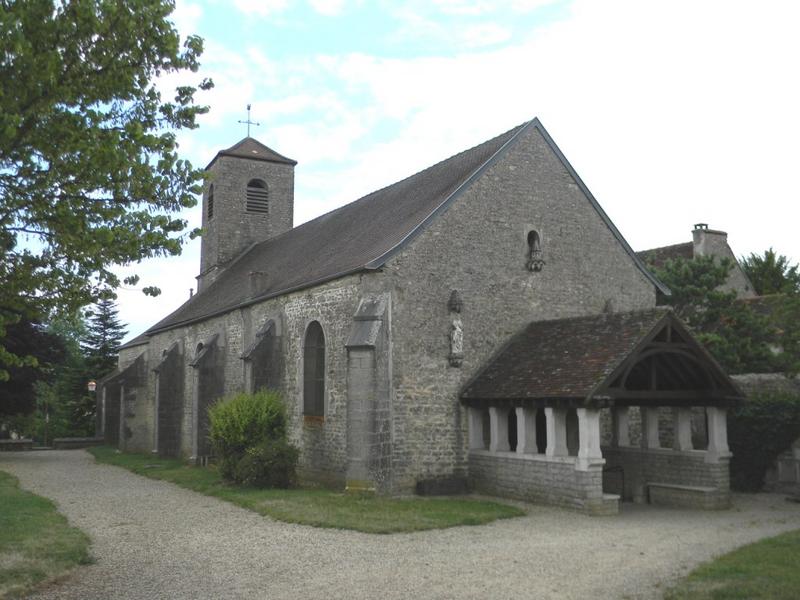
[238,104,260,137]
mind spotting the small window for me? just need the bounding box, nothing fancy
[207,185,214,220]
[246,179,269,214]
[303,321,325,417]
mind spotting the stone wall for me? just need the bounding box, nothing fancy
[385,124,657,492]
[469,451,614,514]
[603,446,730,509]
[138,275,366,484]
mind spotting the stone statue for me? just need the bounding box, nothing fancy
[449,317,464,367]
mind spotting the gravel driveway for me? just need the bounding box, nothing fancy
[2,450,799,600]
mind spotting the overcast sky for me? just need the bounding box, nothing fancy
[115,0,800,342]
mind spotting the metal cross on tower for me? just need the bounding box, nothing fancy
[238,104,261,137]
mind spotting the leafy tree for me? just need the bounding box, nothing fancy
[741,248,800,295]
[0,318,65,417]
[651,256,777,374]
[0,0,213,379]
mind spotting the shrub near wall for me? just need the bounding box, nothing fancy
[208,390,298,487]
[728,390,800,491]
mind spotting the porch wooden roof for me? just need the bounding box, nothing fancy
[460,308,744,408]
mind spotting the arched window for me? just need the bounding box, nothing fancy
[246,178,269,213]
[207,185,214,220]
[303,321,325,417]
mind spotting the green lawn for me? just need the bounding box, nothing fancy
[88,446,524,534]
[0,471,91,599]
[665,529,800,600]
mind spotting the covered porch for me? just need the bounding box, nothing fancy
[460,308,744,515]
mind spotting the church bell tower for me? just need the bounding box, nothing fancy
[197,138,297,292]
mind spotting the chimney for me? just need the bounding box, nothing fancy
[692,223,729,259]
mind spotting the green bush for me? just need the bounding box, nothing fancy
[233,439,299,488]
[729,390,800,491]
[208,390,298,487]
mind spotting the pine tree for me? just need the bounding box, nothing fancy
[81,298,128,378]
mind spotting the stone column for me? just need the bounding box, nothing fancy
[705,407,731,463]
[468,407,485,450]
[576,408,604,470]
[641,407,661,449]
[489,406,510,452]
[545,407,568,457]
[673,408,693,451]
[611,406,630,447]
[516,407,537,455]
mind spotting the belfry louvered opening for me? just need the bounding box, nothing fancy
[246,179,269,213]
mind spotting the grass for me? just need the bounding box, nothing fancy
[88,446,524,533]
[0,471,92,599]
[665,529,800,600]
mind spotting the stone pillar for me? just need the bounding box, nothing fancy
[152,373,160,454]
[641,407,661,449]
[516,407,537,455]
[705,407,731,463]
[611,406,630,447]
[346,348,377,492]
[673,408,693,451]
[100,386,107,436]
[468,407,485,450]
[118,383,125,452]
[489,406,510,452]
[576,408,604,471]
[545,407,568,457]
[190,372,199,461]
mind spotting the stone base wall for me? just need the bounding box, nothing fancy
[52,437,105,450]
[0,439,34,451]
[603,446,730,509]
[468,451,614,514]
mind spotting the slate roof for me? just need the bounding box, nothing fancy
[119,331,149,351]
[461,309,672,401]
[636,242,694,269]
[206,137,297,169]
[145,118,668,336]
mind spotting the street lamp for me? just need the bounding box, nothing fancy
[87,380,97,392]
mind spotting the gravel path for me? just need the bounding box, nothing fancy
[2,450,799,600]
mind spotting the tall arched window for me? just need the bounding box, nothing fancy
[207,184,214,220]
[246,178,269,213]
[303,321,325,417]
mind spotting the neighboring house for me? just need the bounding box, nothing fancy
[637,224,756,299]
[99,118,743,514]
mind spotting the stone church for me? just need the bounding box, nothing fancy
[100,118,743,514]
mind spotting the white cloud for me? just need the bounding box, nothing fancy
[171,0,203,36]
[459,23,512,47]
[431,0,496,16]
[308,0,346,16]
[232,0,289,17]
